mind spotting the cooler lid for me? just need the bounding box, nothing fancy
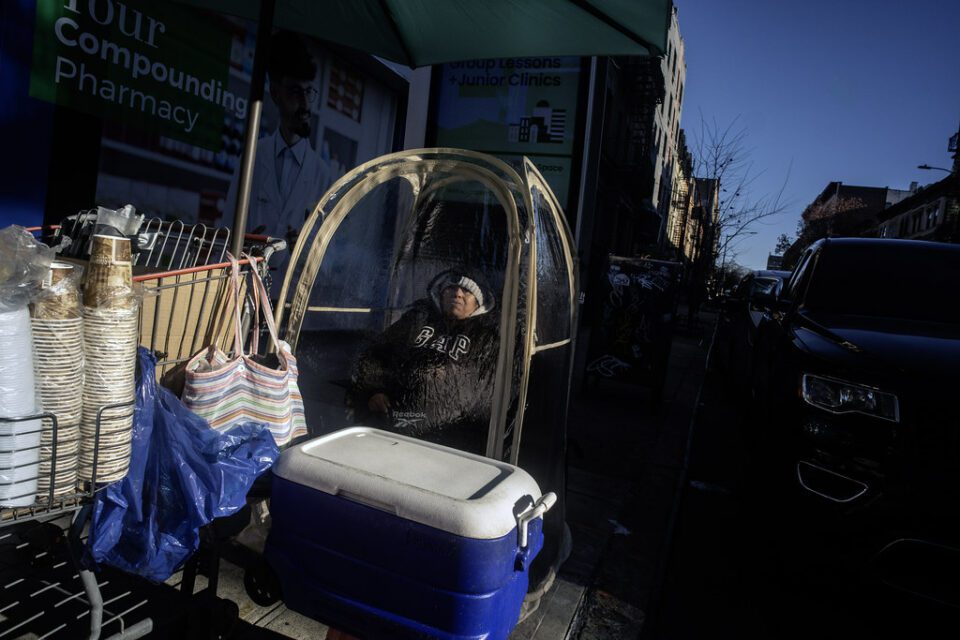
[273,427,543,540]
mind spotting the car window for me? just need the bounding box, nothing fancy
[804,243,960,323]
[795,250,821,306]
[784,249,814,301]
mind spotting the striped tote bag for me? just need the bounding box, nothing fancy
[182,253,306,448]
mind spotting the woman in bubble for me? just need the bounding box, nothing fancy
[347,268,499,455]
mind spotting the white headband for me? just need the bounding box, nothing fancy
[448,276,484,309]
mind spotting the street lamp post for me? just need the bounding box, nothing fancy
[917,164,953,174]
[719,237,731,297]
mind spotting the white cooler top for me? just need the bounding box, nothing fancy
[273,427,543,540]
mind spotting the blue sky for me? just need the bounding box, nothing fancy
[674,0,960,269]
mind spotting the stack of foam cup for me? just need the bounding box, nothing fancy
[31,262,82,499]
[81,235,138,485]
[0,306,42,507]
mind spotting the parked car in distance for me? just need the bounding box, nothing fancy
[750,237,960,605]
[710,269,791,387]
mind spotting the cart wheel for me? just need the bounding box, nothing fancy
[244,557,281,607]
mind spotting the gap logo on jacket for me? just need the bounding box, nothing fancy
[413,326,472,361]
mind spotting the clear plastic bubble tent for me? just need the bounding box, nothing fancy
[276,148,578,595]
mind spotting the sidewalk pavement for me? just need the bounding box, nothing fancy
[186,310,715,639]
[550,311,712,640]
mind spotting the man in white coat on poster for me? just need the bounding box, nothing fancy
[222,30,331,291]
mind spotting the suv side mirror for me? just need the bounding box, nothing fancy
[751,290,788,311]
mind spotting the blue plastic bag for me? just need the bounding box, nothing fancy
[87,348,279,582]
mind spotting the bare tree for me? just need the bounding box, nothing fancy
[689,113,791,293]
[773,233,792,255]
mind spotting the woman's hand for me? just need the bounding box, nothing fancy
[368,393,391,414]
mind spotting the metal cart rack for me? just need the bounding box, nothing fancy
[0,218,284,639]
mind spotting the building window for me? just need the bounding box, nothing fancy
[912,211,922,233]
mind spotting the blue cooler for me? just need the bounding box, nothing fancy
[266,427,556,640]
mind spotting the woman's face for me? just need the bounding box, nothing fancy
[441,285,479,320]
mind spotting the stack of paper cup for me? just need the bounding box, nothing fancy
[32,262,82,320]
[80,307,138,484]
[31,264,83,499]
[84,235,135,311]
[81,236,138,485]
[0,307,42,507]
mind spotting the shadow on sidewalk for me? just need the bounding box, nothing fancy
[561,323,712,640]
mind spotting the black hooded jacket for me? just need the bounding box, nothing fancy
[348,270,500,454]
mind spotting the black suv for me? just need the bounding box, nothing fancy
[751,238,960,600]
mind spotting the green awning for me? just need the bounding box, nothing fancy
[182,0,674,254]
[180,0,671,66]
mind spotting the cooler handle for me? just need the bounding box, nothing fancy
[517,492,557,549]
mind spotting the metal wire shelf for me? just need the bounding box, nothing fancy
[3,215,288,638]
[0,402,134,524]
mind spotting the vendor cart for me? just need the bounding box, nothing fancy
[0,219,284,639]
[254,149,579,627]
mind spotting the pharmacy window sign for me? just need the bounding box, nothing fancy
[29,0,234,149]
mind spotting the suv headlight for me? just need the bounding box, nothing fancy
[801,374,899,422]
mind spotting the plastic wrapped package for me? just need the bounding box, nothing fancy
[86,348,279,582]
[0,225,56,313]
[93,204,144,238]
[0,226,55,506]
[0,307,42,506]
[31,262,85,499]
[92,204,145,264]
[32,261,83,319]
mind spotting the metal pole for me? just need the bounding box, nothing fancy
[231,0,277,257]
[718,233,728,297]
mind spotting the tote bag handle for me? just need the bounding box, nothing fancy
[226,252,284,358]
[242,252,283,355]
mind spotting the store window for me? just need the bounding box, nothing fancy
[6,0,404,234]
